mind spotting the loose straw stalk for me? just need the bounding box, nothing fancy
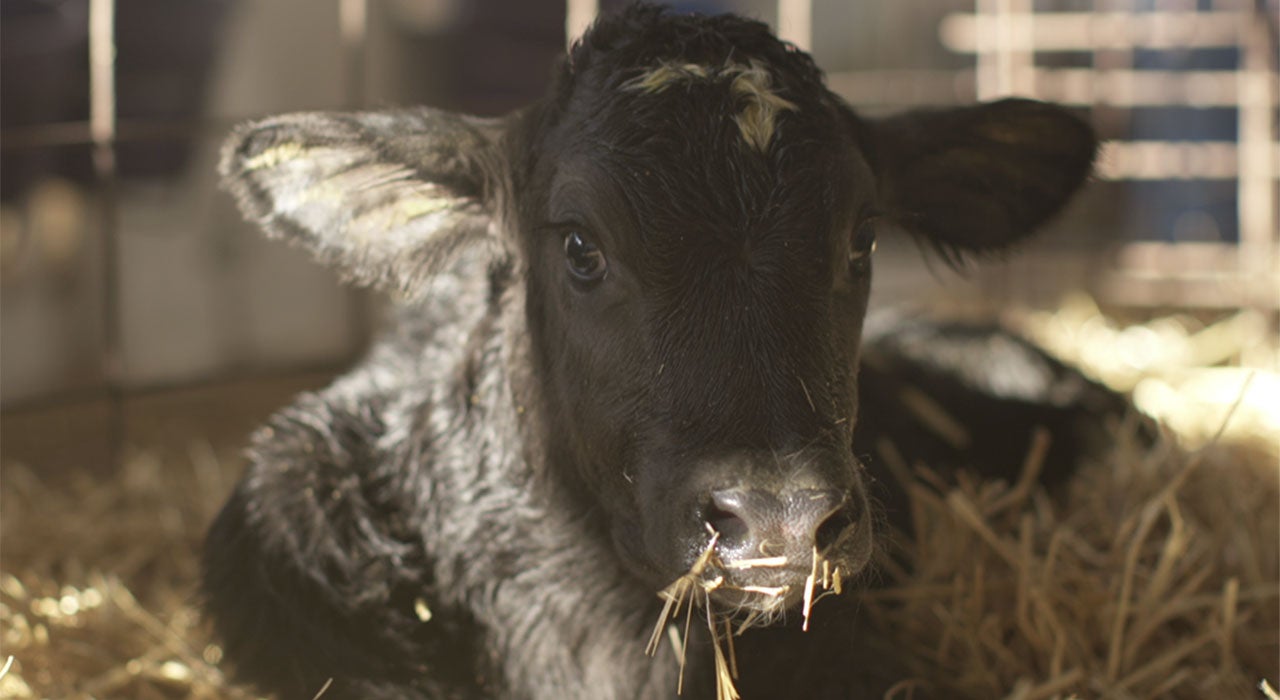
[647,529,848,698]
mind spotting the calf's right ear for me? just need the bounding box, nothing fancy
[220,108,508,296]
[867,98,1098,258]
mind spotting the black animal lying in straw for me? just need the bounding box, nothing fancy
[204,4,1129,698]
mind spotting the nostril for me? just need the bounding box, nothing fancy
[704,487,856,558]
[707,489,763,546]
[704,499,750,545]
[814,504,857,553]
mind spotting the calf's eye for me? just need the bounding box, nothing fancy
[564,231,608,283]
[849,220,878,264]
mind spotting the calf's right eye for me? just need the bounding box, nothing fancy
[564,231,608,283]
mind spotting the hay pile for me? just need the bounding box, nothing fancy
[864,427,1277,698]
[1,311,1277,699]
[1,448,257,699]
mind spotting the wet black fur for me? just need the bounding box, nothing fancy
[205,4,1120,699]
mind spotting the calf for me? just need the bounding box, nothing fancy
[204,5,1109,699]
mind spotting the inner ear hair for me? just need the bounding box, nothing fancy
[220,109,508,296]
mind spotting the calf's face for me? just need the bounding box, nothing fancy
[219,8,1096,618]
[519,55,880,607]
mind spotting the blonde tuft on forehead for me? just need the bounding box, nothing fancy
[623,60,799,152]
[625,62,712,92]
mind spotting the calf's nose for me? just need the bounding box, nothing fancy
[705,487,851,562]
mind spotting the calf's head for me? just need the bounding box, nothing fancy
[220,6,1096,617]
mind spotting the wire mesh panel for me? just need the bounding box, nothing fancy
[823,0,1278,310]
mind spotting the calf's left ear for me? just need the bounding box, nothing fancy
[867,98,1098,255]
[220,108,508,296]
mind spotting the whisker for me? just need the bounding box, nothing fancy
[735,609,763,636]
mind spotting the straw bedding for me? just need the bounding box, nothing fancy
[2,323,1276,699]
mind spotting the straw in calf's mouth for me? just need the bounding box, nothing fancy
[646,525,847,700]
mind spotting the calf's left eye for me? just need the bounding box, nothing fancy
[564,231,608,283]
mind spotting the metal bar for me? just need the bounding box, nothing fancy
[993,0,1013,96]
[826,69,976,107]
[340,0,368,108]
[973,0,1035,99]
[1090,140,1280,180]
[776,0,812,52]
[566,0,598,47]
[89,0,123,469]
[1097,271,1280,309]
[16,54,1270,154]
[828,68,1277,108]
[1096,141,1280,181]
[1,117,246,151]
[974,0,998,100]
[1236,7,1279,285]
[0,361,355,415]
[89,0,115,149]
[1010,0,1035,95]
[942,11,1253,52]
[1088,0,1134,147]
[1033,67,1272,107]
[338,0,375,354]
